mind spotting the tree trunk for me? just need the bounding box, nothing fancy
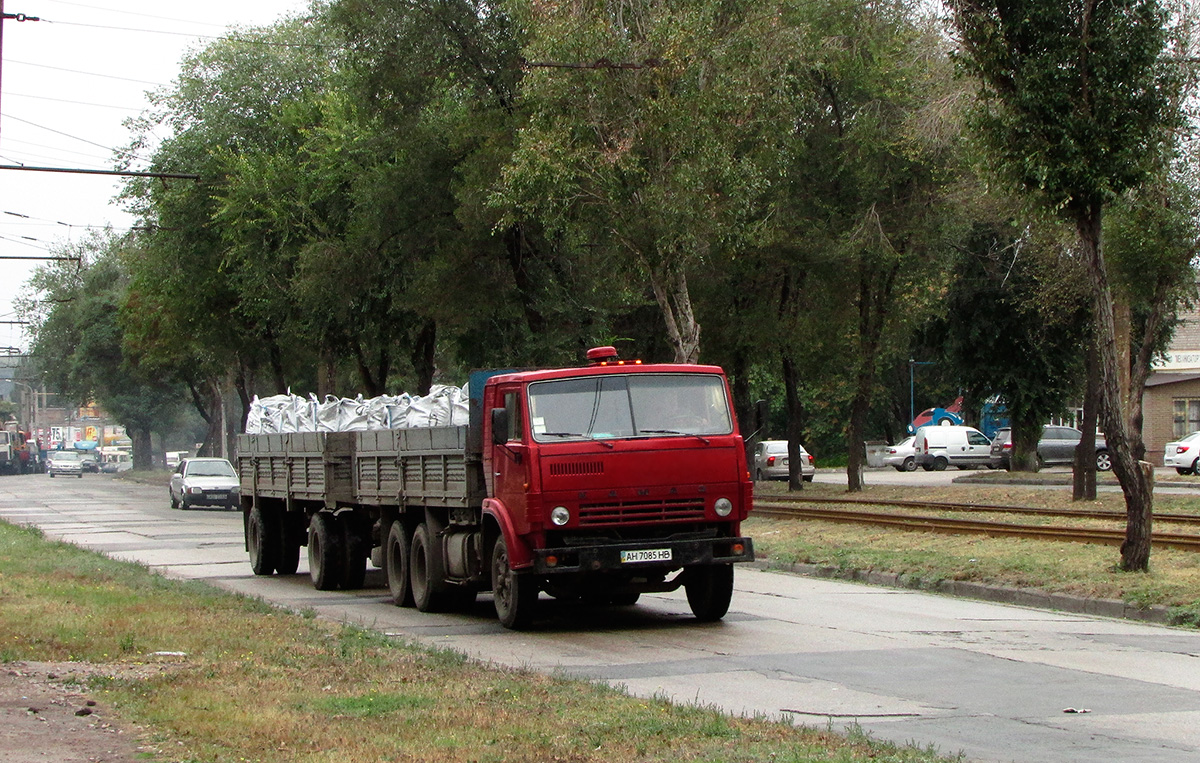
[846,372,871,492]
[648,259,701,364]
[1075,205,1152,571]
[782,353,806,492]
[1073,339,1099,500]
[1011,412,1040,472]
[410,319,437,396]
[130,426,153,471]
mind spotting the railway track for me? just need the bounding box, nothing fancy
[756,494,1200,525]
[752,496,1200,551]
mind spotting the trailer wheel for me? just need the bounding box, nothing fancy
[308,512,344,591]
[247,505,278,576]
[491,536,536,630]
[410,524,442,611]
[385,520,413,607]
[684,565,734,622]
[340,515,368,590]
[275,516,301,576]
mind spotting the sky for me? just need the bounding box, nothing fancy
[0,0,313,354]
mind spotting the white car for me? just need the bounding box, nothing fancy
[46,450,84,478]
[883,436,917,472]
[169,457,240,510]
[1164,431,1200,475]
[752,440,815,482]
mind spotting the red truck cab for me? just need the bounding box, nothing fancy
[477,348,754,626]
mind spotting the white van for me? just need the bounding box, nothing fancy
[912,425,992,471]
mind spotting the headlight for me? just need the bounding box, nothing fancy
[714,498,733,517]
[550,506,571,526]
[188,486,204,495]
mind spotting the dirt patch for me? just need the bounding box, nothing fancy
[0,662,148,762]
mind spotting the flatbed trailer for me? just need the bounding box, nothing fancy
[237,349,754,628]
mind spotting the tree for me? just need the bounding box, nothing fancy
[950,0,1192,570]
[497,0,792,363]
[21,234,183,470]
[937,211,1090,473]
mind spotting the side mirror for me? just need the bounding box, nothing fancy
[491,408,509,446]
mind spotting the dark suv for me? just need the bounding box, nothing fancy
[989,426,1111,471]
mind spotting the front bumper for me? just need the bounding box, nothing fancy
[530,536,753,575]
[184,489,239,506]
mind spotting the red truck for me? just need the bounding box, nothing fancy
[236,347,754,628]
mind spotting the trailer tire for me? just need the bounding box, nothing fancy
[491,536,537,629]
[308,512,343,591]
[340,516,368,590]
[684,565,734,622]
[385,520,413,607]
[410,523,445,612]
[247,505,278,576]
[276,517,301,576]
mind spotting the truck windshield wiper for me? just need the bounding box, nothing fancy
[640,429,711,445]
[540,432,614,448]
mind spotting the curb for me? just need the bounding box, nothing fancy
[750,560,1174,625]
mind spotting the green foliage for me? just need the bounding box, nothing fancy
[951,0,1186,213]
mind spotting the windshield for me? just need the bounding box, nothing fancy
[527,373,732,443]
[53,451,81,462]
[187,460,236,477]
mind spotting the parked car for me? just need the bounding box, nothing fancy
[988,426,1111,471]
[883,436,917,472]
[1163,431,1200,475]
[913,425,993,471]
[169,457,240,510]
[752,440,815,482]
[46,450,84,478]
[80,452,101,473]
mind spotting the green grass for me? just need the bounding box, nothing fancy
[0,520,958,763]
[750,481,1200,624]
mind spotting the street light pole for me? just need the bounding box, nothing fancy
[909,359,936,428]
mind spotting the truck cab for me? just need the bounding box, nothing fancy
[477,349,754,626]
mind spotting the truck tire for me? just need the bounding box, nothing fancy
[410,520,444,611]
[341,516,368,590]
[276,516,301,576]
[385,520,414,607]
[308,512,344,591]
[491,535,537,629]
[684,564,734,622]
[247,505,278,576]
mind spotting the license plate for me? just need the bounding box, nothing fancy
[621,548,672,564]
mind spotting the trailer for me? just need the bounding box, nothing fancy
[237,348,755,629]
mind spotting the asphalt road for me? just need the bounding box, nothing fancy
[3,472,1200,763]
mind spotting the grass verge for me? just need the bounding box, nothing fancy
[0,520,958,763]
[750,480,1200,626]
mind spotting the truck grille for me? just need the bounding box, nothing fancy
[577,498,705,525]
[549,461,604,477]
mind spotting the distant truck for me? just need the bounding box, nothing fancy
[236,348,755,629]
[0,424,30,475]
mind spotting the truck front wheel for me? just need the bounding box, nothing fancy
[684,565,734,622]
[308,512,344,591]
[385,520,413,607]
[247,505,278,576]
[491,536,537,629]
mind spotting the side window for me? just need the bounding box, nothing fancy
[504,392,522,443]
[968,432,990,446]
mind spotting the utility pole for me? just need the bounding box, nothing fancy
[0,1,41,147]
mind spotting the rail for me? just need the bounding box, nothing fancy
[752,496,1200,551]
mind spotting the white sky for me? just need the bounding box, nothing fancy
[0,0,313,354]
